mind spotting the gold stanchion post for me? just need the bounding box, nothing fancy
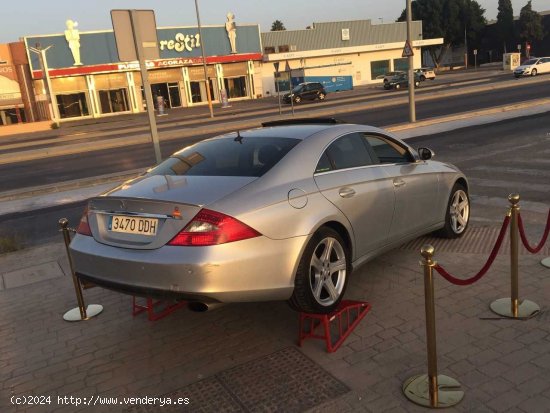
[403,245,464,408]
[59,218,103,321]
[490,194,540,319]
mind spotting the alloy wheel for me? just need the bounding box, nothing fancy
[449,189,469,234]
[309,237,347,307]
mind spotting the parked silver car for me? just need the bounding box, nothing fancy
[70,119,470,313]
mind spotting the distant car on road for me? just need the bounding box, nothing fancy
[69,118,470,314]
[514,57,550,77]
[384,73,421,90]
[283,82,327,104]
[415,67,436,81]
[381,71,406,86]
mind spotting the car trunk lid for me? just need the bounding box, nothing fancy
[86,175,256,249]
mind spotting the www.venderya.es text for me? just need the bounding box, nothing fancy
[11,395,190,407]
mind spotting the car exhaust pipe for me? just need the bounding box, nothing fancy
[187,302,224,312]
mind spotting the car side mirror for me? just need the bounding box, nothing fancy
[418,147,435,160]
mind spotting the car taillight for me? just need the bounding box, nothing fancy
[76,207,92,236]
[168,209,261,246]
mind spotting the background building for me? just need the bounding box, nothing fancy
[261,19,443,96]
[24,21,263,121]
[0,42,35,125]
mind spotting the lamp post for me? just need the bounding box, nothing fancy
[28,44,59,125]
[406,0,416,123]
[194,0,214,118]
[464,26,468,68]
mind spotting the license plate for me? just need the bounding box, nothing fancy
[109,215,158,236]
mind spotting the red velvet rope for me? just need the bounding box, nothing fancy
[518,210,550,254]
[434,215,510,286]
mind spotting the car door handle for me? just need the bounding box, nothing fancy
[339,187,356,198]
[393,179,406,188]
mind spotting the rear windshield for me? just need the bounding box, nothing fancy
[146,137,300,177]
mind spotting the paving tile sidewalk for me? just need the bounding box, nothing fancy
[0,223,549,412]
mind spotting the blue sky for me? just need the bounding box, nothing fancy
[1,0,548,42]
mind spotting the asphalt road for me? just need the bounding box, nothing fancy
[1,112,549,248]
[1,77,550,192]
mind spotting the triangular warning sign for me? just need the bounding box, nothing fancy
[402,40,414,58]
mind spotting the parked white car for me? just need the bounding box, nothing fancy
[414,67,436,81]
[514,57,550,77]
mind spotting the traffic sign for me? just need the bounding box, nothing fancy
[402,40,414,58]
[473,49,477,55]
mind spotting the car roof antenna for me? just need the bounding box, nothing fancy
[234,130,243,144]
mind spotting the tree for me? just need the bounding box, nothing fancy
[271,20,286,31]
[518,1,543,47]
[398,0,486,68]
[496,0,514,52]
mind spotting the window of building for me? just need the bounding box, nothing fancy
[264,46,276,54]
[224,77,247,98]
[168,82,182,107]
[56,92,89,118]
[190,79,216,103]
[393,58,409,72]
[98,88,129,114]
[278,45,290,53]
[370,60,390,80]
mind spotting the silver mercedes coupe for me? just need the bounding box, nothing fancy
[70,119,469,314]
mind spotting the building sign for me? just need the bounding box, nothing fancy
[24,24,262,77]
[341,28,350,41]
[159,33,201,52]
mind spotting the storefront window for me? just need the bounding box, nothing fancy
[56,92,89,118]
[370,60,390,80]
[223,77,247,98]
[98,88,129,114]
[0,108,26,125]
[393,58,409,72]
[190,80,215,103]
[168,82,181,107]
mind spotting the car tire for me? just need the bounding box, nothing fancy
[531,69,537,76]
[395,84,401,90]
[434,183,470,238]
[294,96,302,103]
[420,75,426,81]
[318,92,326,100]
[288,227,350,314]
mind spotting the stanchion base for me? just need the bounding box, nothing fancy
[63,304,103,322]
[490,298,540,319]
[403,374,464,408]
[541,257,550,269]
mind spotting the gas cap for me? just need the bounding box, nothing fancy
[288,188,308,209]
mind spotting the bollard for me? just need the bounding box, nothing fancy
[490,194,540,319]
[59,218,103,322]
[403,245,464,408]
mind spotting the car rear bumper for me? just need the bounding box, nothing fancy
[69,234,307,303]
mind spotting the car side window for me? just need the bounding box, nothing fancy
[315,152,332,173]
[319,133,374,172]
[363,135,413,164]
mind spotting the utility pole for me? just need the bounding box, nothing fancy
[194,0,214,118]
[406,0,416,123]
